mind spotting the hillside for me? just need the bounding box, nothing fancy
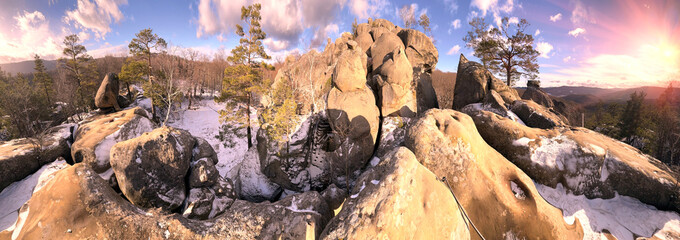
[0,59,58,75]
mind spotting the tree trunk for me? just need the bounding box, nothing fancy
[506,66,512,87]
[246,98,253,149]
[148,55,156,120]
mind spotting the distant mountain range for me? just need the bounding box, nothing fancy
[0,59,58,75]
[538,86,679,105]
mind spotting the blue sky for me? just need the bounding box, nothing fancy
[0,0,678,88]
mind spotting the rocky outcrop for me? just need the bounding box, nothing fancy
[333,47,367,92]
[321,147,470,239]
[463,108,680,212]
[0,123,73,192]
[452,54,520,109]
[397,29,438,72]
[511,99,569,129]
[110,127,196,211]
[326,86,379,188]
[235,147,283,202]
[522,81,554,109]
[0,163,332,239]
[95,73,122,111]
[405,109,584,239]
[71,107,155,173]
[374,47,417,117]
[369,32,405,75]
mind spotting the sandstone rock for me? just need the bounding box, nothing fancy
[463,108,680,212]
[369,32,405,73]
[369,27,389,42]
[482,89,509,116]
[236,147,282,202]
[522,84,555,108]
[414,71,439,114]
[110,127,196,211]
[356,22,370,35]
[371,18,395,30]
[511,100,568,129]
[375,117,411,158]
[375,46,412,87]
[326,87,380,187]
[1,163,332,239]
[193,137,218,164]
[452,54,520,109]
[95,73,121,111]
[321,147,470,239]
[183,188,216,220]
[320,184,346,211]
[405,109,584,239]
[376,77,417,117]
[333,48,367,92]
[71,107,154,173]
[355,32,373,54]
[397,28,438,72]
[188,158,219,188]
[0,123,73,192]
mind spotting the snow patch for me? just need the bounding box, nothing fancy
[510,181,526,200]
[286,196,320,215]
[370,157,380,166]
[0,159,68,230]
[350,182,366,199]
[512,137,532,147]
[536,183,680,240]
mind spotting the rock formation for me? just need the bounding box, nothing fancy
[452,54,520,109]
[462,107,680,212]
[71,107,155,173]
[95,73,124,111]
[405,109,584,239]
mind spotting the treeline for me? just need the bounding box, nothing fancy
[0,28,266,140]
[585,83,680,166]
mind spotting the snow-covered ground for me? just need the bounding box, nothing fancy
[536,183,680,240]
[0,159,69,230]
[166,98,254,177]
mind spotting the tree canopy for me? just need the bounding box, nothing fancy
[463,17,540,86]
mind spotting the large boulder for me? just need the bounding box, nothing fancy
[110,127,196,211]
[369,32,405,74]
[452,54,520,109]
[0,163,333,239]
[522,83,554,109]
[405,109,584,239]
[397,29,438,72]
[462,108,680,212]
[71,107,155,173]
[0,123,73,192]
[236,147,282,202]
[326,86,380,187]
[374,47,417,117]
[355,32,373,54]
[333,48,367,92]
[414,71,439,114]
[321,147,470,239]
[511,100,569,129]
[95,73,121,111]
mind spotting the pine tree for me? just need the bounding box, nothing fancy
[654,83,680,165]
[618,91,654,152]
[463,17,540,86]
[418,13,431,36]
[119,59,148,101]
[33,54,54,104]
[215,3,271,149]
[59,34,98,111]
[261,76,298,154]
[129,28,167,119]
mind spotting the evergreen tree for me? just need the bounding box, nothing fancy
[129,28,167,119]
[261,76,298,153]
[215,3,271,149]
[33,54,54,104]
[463,17,540,86]
[119,59,148,101]
[654,83,680,165]
[418,13,431,36]
[618,91,654,152]
[59,34,98,111]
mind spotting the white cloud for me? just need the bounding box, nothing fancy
[89,42,128,58]
[263,38,291,52]
[568,28,586,37]
[64,0,128,39]
[563,56,573,63]
[470,0,514,29]
[443,0,458,13]
[309,23,340,48]
[570,0,596,25]
[447,45,461,55]
[536,42,553,58]
[452,19,461,29]
[0,11,64,64]
[541,46,680,88]
[508,16,519,24]
[349,0,391,20]
[549,13,562,22]
[534,29,540,36]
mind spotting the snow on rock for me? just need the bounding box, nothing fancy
[234,148,281,202]
[375,117,411,158]
[166,99,251,178]
[0,159,68,230]
[536,183,680,240]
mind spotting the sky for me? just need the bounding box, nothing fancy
[0,0,678,88]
